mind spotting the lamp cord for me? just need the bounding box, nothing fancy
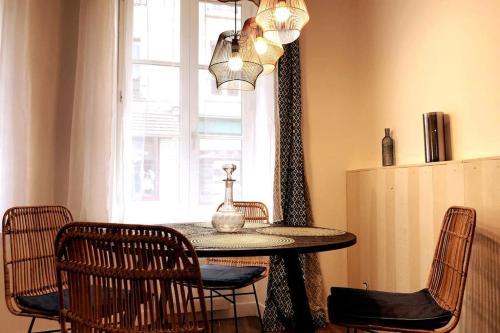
[234,0,237,38]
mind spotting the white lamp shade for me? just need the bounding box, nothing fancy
[255,0,310,44]
[241,17,284,75]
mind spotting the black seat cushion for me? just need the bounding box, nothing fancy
[328,287,452,330]
[201,264,266,287]
[17,289,69,316]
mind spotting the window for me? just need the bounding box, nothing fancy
[118,0,275,223]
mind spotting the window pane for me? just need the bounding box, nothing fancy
[158,137,180,205]
[198,138,242,206]
[132,136,159,201]
[130,137,180,203]
[132,64,180,136]
[198,70,241,135]
[199,1,241,66]
[130,64,181,204]
[133,0,180,62]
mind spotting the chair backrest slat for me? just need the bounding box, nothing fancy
[427,206,476,322]
[55,222,208,333]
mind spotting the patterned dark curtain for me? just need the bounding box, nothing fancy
[263,41,327,331]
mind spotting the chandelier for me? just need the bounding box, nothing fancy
[210,0,310,90]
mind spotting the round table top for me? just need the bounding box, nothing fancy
[168,223,357,257]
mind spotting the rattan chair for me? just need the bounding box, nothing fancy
[203,201,270,333]
[328,206,476,333]
[2,206,73,333]
[55,222,209,333]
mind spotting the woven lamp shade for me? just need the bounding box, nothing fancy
[255,0,309,44]
[242,17,283,75]
[209,31,263,90]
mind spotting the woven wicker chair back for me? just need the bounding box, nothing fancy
[208,202,270,274]
[427,206,476,322]
[55,222,208,333]
[2,206,73,305]
[216,201,269,223]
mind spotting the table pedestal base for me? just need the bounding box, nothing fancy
[282,254,315,333]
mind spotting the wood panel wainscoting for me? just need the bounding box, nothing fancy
[346,156,500,333]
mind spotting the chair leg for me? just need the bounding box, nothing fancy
[28,317,36,333]
[252,283,263,332]
[25,318,60,333]
[210,290,214,333]
[232,289,239,333]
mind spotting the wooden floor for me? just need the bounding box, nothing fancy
[213,316,344,333]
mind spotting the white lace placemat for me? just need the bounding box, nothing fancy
[257,226,346,237]
[189,233,295,248]
[193,222,271,229]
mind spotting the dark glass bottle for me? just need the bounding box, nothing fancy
[382,128,394,166]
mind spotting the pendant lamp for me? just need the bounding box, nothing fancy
[241,17,283,75]
[255,0,310,44]
[209,1,263,90]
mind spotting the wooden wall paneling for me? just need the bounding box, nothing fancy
[382,168,396,291]
[347,156,499,333]
[346,171,362,288]
[459,158,500,333]
[358,169,377,289]
[374,168,388,290]
[407,166,422,289]
[431,163,465,242]
[417,166,436,289]
[393,167,411,292]
[465,158,500,230]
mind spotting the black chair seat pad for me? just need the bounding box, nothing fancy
[201,264,265,287]
[328,287,452,330]
[17,289,69,316]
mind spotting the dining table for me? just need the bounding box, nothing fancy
[167,222,357,333]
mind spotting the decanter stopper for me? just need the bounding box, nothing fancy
[222,163,236,180]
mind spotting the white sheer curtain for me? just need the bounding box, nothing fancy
[240,4,276,216]
[0,0,29,214]
[0,0,65,215]
[67,0,119,221]
[241,74,276,212]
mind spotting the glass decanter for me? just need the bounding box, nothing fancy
[211,164,245,233]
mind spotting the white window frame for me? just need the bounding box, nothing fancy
[117,0,263,223]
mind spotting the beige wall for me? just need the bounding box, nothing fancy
[301,0,500,294]
[358,0,500,166]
